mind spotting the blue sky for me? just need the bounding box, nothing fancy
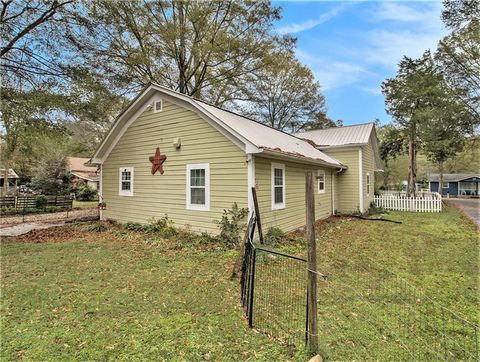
[274,1,447,125]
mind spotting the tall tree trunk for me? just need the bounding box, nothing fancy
[438,161,444,197]
[407,133,417,197]
[3,163,8,196]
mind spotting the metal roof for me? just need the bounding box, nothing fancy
[427,173,480,182]
[194,101,343,167]
[91,84,344,168]
[293,123,375,147]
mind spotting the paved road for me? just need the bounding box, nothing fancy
[445,198,480,226]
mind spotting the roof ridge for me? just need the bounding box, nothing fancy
[295,122,374,135]
[150,82,326,154]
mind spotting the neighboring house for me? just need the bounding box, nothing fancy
[89,84,382,234]
[428,173,480,197]
[67,157,99,190]
[0,168,19,195]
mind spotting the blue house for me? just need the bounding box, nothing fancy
[428,173,480,197]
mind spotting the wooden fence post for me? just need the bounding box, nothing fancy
[306,171,318,352]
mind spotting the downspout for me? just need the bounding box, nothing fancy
[246,154,255,218]
[358,148,364,213]
[332,167,343,215]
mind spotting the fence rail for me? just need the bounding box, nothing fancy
[374,193,442,212]
[0,195,73,213]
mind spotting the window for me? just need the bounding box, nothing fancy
[366,172,371,196]
[154,99,163,113]
[271,163,285,210]
[317,170,325,193]
[119,167,133,196]
[442,182,449,188]
[186,164,210,211]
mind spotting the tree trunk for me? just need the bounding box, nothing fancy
[3,162,9,196]
[438,161,444,197]
[407,132,417,197]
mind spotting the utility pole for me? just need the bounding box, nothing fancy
[306,171,318,352]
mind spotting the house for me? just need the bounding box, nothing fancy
[294,123,383,214]
[428,173,479,197]
[67,157,99,190]
[0,168,19,195]
[89,84,382,234]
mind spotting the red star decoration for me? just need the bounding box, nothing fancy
[149,147,167,175]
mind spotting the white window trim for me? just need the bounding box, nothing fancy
[442,182,449,188]
[186,163,210,211]
[118,167,134,197]
[271,163,286,210]
[366,172,371,196]
[153,99,163,113]
[317,170,326,194]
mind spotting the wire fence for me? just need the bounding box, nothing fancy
[241,221,308,347]
[241,238,478,359]
[317,258,479,361]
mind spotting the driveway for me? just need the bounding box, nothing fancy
[445,198,480,226]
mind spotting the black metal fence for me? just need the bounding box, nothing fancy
[240,229,478,359]
[241,221,308,346]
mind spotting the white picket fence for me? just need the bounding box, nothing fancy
[374,193,442,212]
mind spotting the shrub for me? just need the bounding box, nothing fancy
[214,203,248,248]
[45,206,62,213]
[264,227,285,246]
[84,222,108,232]
[35,195,48,209]
[146,216,178,238]
[76,184,97,201]
[124,222,148,232]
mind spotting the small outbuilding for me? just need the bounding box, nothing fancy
[428,173,480,197]
[89,84,382,234]
[0,168,19,195]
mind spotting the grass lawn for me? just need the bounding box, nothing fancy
[72,200,98,208]
[1,205,478,361]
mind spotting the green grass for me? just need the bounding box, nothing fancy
[72,200,98,208]
[262,206,479,360]
[1,206,477,361]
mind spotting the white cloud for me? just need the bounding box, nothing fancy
[359,86,382,96]
[277,3,351,34]
[364,2,446,69]
[296,49,371,90]
[375,2,431,22]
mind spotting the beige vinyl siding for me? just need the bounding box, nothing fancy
[323,148,360,213]
[362,135,375,210]
[254,156,333,233]
[102,100,248,234]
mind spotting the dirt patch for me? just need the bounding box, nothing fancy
[3,224,96,244]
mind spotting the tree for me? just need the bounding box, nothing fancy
[436,0,480,123]
[240,54,327,132]
[378,124,406,188]
[382,52,443,196]
[0,0,78,87]
[70,0,286,104]
[441,0,480,30]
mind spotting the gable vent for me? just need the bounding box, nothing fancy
[154,100,163,113]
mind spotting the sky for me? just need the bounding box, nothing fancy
[274,1,447,125]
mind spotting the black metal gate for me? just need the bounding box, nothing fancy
[240,216,308,346]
